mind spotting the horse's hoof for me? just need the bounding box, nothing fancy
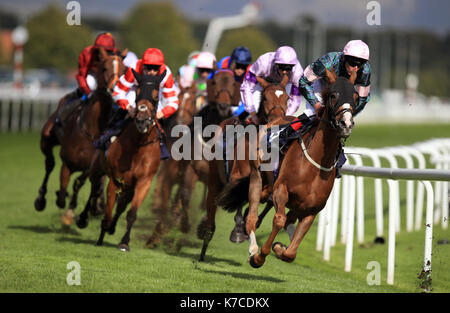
[107,227,116,235]
[374,236,385,244]
[118,244,130,252]
[61,210,75,226]
[230,229,249,243]
[272,242,287,259]
[34,197,46,212]
[76,216,88,229]
[249,254,263,268]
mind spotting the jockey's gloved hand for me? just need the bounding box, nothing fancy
[81,94,88,102]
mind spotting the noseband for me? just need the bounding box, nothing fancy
[321,93,354,130]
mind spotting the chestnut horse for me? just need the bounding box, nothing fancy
[246,70,358,267]
[34,48,127,225]
[197,74,289,262]
[81,71,164,251]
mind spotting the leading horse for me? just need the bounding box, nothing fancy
[246,70,358,267]
[34,48,127,224]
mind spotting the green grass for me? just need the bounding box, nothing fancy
[0,123,449,293]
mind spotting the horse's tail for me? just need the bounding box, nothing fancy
[216,175,250,213]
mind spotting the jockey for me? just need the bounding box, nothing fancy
[279,39,371,140]
[76,32,118,100]
[216,46,252,116]
[240,46,304,124]
[96,48,178,159]
[193,51,217,111]
[54,33,118,126]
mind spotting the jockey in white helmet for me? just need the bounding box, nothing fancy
[240,46,304,124]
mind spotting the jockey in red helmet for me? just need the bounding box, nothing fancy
[112,47,178,119]
[95,48,178,158]
[76,32,118,98]
[54,33,118,127]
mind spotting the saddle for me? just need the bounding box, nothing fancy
[55,89,84,128]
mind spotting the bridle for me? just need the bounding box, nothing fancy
[320,92,355,130]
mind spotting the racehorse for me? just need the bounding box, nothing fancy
[79,70,165,252]
[245,70,358,267]
[147,83,198,245]
[145,70,241,247]
[197,74,289,262]
[34,48,127,225]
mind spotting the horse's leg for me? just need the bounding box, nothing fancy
[56,163,71,209]
[146,176,173,248]
[97,179,117,246]
[61,171,89,226]
[230,206,248,243]
[198,162,221,262]
[274,213,316,263]
[151,164,167,215]
[76,170,104,229]
[119,179,153,252]
[34,129,57,212]
[109,192,132,236]
[249,184,288,268]
[175,164,198,233]
[246,163,263,258]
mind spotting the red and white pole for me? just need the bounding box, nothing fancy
[13,44,24,89]
[11,26,28,90]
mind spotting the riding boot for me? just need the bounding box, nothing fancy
[335,146,347,178]
[95,118,130,151]
[160,140,171,160]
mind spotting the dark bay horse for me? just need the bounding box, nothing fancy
[34,48,127,225]
[197,74,289,262]
[247,70,358,267]
[148,83,198,245]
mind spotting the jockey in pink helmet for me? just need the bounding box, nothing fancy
[240,46,304,124]
[278,40,371,177]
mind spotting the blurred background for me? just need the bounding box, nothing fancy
[0,0,449,130]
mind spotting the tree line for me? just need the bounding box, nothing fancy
[0,2,448,98]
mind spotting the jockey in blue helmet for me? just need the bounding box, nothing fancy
[216,46,252,116]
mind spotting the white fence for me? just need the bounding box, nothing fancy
[0,88,69,132]
[315,138,450,291]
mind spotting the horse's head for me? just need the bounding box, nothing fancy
[176,82,197,125]
[134,98,157,134]
[131,69,166,133]
[98,47,128,94]
[256,74,289,123]
[206,70,241,118]
[323,69,358,139]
